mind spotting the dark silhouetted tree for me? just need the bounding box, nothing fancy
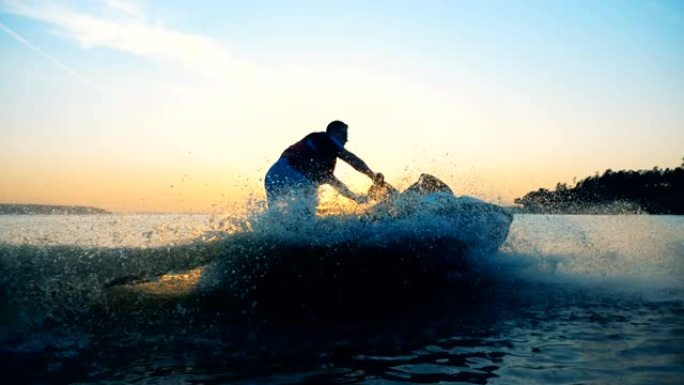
[514,160,684,214]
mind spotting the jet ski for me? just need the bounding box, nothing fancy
[364,173,513,255]
[197,174,513,310]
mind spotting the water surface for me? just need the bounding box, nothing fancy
[1,214,682,384]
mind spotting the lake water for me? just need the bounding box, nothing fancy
[1,213,682,384]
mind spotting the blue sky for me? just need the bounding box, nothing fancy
[1,0,683,211]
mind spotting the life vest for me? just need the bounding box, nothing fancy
[280,132,341,183]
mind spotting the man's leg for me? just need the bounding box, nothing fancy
[265,158,317,216]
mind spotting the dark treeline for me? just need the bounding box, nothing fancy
[0,204,110,215]
[514,159,684,214]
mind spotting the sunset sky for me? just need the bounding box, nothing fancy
[1,0,683,212]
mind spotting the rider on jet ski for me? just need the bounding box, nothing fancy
[265,120,382,214]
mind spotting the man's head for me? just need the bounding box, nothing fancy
[326,120,348,145]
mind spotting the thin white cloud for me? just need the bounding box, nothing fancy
[102,0,143,18]
[0,20,101,90]
[2,0,246,80]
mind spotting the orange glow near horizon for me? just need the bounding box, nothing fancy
[3,156,666,213]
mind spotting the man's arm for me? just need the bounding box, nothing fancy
[324,175,367,204]
[338,148,375,179]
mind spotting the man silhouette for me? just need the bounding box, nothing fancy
[265,120,380,214]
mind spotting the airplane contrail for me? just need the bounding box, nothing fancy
[0,21,101,91]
